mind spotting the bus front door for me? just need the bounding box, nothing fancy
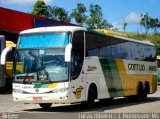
[70,52,86,102]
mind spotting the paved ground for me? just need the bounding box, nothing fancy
[0,86,160,119]
[0,86,160,113]
[0,93,39,113]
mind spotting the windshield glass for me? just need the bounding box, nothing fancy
[18,32,69,48]
[14,48,68,83]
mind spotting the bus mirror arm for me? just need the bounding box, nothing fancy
[65,43,72,62]
[1,47,13,65]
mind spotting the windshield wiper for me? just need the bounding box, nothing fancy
[22,72,29,84]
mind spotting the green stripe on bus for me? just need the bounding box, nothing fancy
[99,58,124,97]
[33,84,49,88]
[108,59,124,97]
[41,84,49,88]
[33,84,42,88]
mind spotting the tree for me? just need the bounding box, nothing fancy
[149,18,159,34]
[32,0,50,18]
[123,19,128,31]
[87,4,103,28]
[99,19,113,29]
[140,13,150,34]
[71,3,87,25]
[48,6,70,22]
[156,44,160,55]
[86,4,112,29]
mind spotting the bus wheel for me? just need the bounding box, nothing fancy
[83,86,97,108]
[39,103,52,109]
[137,83,144,101]
[143,83,150,100]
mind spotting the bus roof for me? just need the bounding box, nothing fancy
[111,35,155,46]
[20,26,155,46]
[20,26,85,34]
[94,29,155,46]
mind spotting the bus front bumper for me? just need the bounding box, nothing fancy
[13,92,70,104]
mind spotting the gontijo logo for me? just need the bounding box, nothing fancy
[128,63,145,71]
[73,86,84,99]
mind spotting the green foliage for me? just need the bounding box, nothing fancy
[86,4,113,29]
[50,6,71,22]
[123,22,127,31]
[87,4,103,28]
[156,44,160,55]
[149,18,159,34]
[32,2,114,29]
[71,3,87,25]
[32,0,50,18]
[140,13,160,34]
[140,13,150,34]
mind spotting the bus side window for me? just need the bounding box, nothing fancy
[71,31,84,79]
[121,41,131,59]
[143,45,156,62]
[151,46,156,61]
[110,38,122,58]
[86,32,99,56]
[99,35,111,58]
[131,42,140,60]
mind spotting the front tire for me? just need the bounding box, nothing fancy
[39,103,52,109]
[83,87,96,108]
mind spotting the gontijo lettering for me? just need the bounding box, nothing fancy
[128,63,145,71]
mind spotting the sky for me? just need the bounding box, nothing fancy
[0,0,159,33]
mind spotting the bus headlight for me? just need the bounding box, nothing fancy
[52,88,68,93]
[13,89,23,94]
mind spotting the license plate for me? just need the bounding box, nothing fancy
[33,97,42,101]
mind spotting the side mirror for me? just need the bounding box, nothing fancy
[65,43,72,62]
[1,47,13,65]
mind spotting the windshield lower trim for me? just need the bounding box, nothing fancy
[16,47,66,50]
[13,79,69,84]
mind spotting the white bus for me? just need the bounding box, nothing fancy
[12,26,157,109]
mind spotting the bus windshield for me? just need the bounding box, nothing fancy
[18,32,69,48]
[14,48,68,83]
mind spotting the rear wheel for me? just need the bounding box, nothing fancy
[39,103,52,109]
[143,83,150,100]
[137,83,144,101]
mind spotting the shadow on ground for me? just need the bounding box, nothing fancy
[23,97,160,113]
[0,88,12,94]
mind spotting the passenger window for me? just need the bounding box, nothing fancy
[86,32,99,56]
[121,41,131,59]
[131,43,140,60]
[110,38,122,58]
[71,31,84,79]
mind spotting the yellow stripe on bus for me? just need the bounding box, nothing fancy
[48,83,58,88]
[115,59,156,96]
